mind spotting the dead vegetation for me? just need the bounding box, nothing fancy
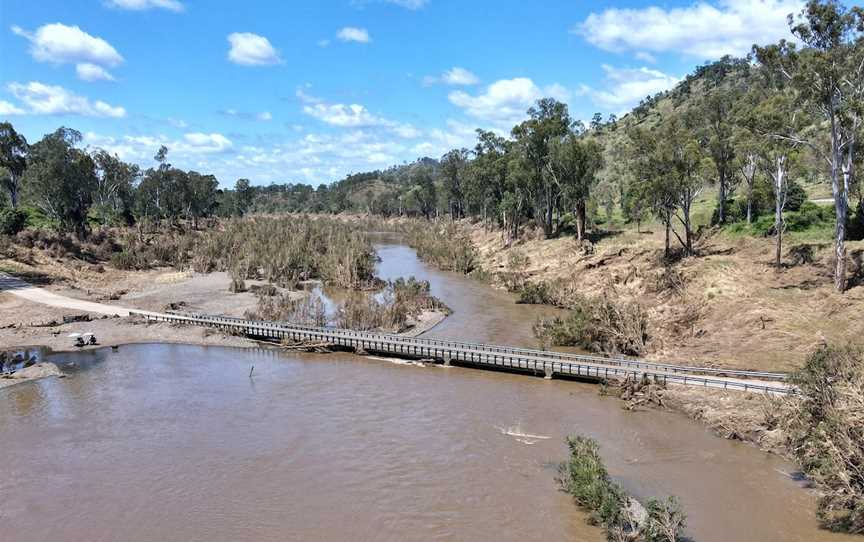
[466,218,864,372]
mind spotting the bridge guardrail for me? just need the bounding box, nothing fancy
[130,310,796,395]
[162,311,789,381]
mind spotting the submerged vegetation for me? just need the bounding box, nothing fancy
[557,435,686,542]
[404,221,477,274]
[533,295,649,355]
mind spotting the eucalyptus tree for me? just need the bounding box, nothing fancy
[546,133,604,241]
[25,127,97,237]
[698,85,742,223]
[91,149,139,225]
[440,148,470,219]
[627,113,705,257]
[511,98,572,238]
[0,121,29,208]
[466,129,509,224]
[755,0,864,290]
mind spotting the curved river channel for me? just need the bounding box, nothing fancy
[0,234,857,542]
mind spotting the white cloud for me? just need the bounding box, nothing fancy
[634,51,658,63]
[448,77,570,126]
[585,65,681,110]
[7,81,126,118]
[300,91,418,138]
[182,132,233,153]
[0,100,26,115]
[304,102,384,127]
[227,32,282,66]
[12,23,124,67]
[83,125,433,186]
[337,27,371,43]
[424,67,479,86]
[76,63,115,82]
[576,0,803,59]
[104,0,184,11]
[221,108,273,121]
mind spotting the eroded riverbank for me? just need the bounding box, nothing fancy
[0,235,857,541]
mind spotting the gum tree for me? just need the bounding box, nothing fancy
[755,0,864,290]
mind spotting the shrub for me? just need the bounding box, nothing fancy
[557,435,686,542]
[517,281,553,304]
[0,208,27,235]
[783,345,864,533]
[534,295,649,355]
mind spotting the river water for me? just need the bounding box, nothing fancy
[0,235,856,542]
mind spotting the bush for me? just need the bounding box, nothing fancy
[557,435,686,542]
[783,345,864,533]
[517,281,553,304]
[0,208,27,235]
[534,295,649,355]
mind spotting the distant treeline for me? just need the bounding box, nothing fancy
[1,0,862,291]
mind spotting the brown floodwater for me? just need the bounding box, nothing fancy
[0,235,857,542]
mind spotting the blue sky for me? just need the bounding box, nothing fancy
[0,0,814,186]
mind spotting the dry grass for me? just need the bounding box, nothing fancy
[469,220,864,373]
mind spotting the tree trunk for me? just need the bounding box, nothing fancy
[574,200,586,242]
[664,215,671,258]
[717,170,726,224]
[775,157,786,270]
[8,174,19,208]
[830,112,848,292]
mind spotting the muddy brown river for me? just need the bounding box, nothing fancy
[0,235,857,541]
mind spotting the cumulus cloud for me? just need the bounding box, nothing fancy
[12,23,124,67]
[299,90,419,138]
[0,100,26,115]
[182,132,233,153]
[448,77,570,126]
[104,0,184,11]
[575,0,803,59]
[227,32,282,66]
[76,63,116,82]
[85,127,421,185]
[423,67,479,86]
[337,27,371,43]
[303,102,385,127]
[586,65,681,110]
[7,81,126,118]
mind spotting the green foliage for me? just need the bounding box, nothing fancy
[557,435,687,542]
[0,207,27,235]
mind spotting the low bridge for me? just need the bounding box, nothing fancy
[131,310,795,395]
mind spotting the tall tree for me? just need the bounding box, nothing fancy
[234,178,254,216]
[91,149,139,225]
[0,122,29,208]
[755,0,864,290]
[511,98,572,238]
[440,148,470,219]
[25,128,96,237]
[546,133,603,241]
